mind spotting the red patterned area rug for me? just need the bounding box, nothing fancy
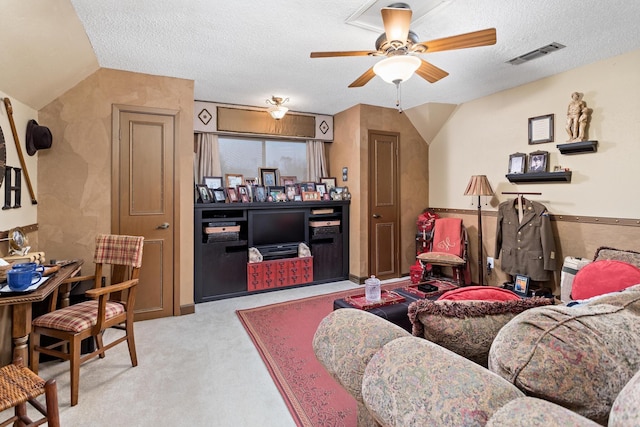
[236,279,411,427]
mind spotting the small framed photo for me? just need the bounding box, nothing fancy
[225,173,244,189]
[245,177,258,186]
[196,184,213,203]
[203,176,223,190]
[259,167,279,187]
[269,186,285,202]
[528,114,554,144]
[212,188,227,203]
[320,177,337,191]
[316,183,327,197]
[513,274,530,297]
[237,185,250,203]
[330,187,345,200]
[508,152,526,174]
[253,185,267,202]
[285,185,298,201]
[226,187,238,202]
[280,175,297,186]
[527,150,549,173]
[302,191,321,201]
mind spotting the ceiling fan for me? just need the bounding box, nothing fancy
[310,2,496,88]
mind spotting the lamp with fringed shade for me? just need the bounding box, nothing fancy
[464,175,494,285]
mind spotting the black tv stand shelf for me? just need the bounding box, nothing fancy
[506,171,572,183]
[194,201,350,303]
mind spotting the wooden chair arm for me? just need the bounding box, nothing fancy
[85,279,139,298]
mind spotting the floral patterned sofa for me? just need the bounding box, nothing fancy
[313,283,640,426]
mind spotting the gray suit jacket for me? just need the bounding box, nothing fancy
[495,199,557,281]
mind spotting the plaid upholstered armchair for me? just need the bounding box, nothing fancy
[29,234,144,406]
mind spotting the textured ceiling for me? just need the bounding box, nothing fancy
[4,1,640,114]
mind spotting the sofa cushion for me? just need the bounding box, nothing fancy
[594,246,640,268]
[609,367,640,426]
[408,297,552,367]
[362,336,524,427]
[488,285,640,425]
[571,259,640,300]
[487,397,601,427]
[438,285,521,301]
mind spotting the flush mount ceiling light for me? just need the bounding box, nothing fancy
[373,55,421,84]
[266,96,289,120]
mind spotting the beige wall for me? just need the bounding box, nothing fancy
[331,104,429,281]
[426,48,640,293]
[37,68,195,308]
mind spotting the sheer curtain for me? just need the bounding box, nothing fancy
[306,139,327,181]
[194,133,221,184]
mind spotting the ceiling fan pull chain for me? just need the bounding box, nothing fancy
[395,80,403,113]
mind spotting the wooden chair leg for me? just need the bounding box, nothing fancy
[126,322,138,367]
[95,332,105,359]
[30,331,41,374]
[69,336,82,406]
[45,379,61,427]
[15,401,27,425]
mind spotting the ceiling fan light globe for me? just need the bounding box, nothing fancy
[268,105,288,120]
[373,55,421,84]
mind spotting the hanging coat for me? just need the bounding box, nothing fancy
[495,198,557,281]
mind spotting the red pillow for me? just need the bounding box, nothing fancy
[438,285,520,301]
[571,260,640,300]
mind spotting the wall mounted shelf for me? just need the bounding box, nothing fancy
[557,140,598,155]
[506,171,572,183]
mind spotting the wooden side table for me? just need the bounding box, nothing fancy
[0,260,84,364]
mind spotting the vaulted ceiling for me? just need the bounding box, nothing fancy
[2,1,640,114]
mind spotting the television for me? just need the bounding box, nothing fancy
[248,209,309,258]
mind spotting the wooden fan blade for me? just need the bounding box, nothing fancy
[381,7,412,45]
[310,50,375,58]
[419,28,497,53]
[348,67,376,88]
[415,59,449,83]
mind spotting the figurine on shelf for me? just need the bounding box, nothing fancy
[565,92,590,142]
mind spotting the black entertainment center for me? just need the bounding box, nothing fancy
[194,200,350,302]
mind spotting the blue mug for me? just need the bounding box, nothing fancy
[7,268,43,291]
[12,262,45,273]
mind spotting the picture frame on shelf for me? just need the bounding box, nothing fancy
[513,274,530,297]
[268,186,285,202]
[285,185,297,201]
[202,176,223,190]
[237,185,250,203]
[528,114,554,144]
[226,187,239,202]
[212,188,227,203]
[527,150,549,173]
[508,152,527,174]
[225,173,244,189]
[315,183,327,197]
[320,177,337,191]
[280,175,297,186]
[302,191,321,201]
[253,185,267,202]
[259,167,279,187]
[196,184,213,203]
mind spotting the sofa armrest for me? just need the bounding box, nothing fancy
[313,309,410,402]
[362,336,524,426]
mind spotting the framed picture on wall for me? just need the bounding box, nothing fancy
[528,114,554,144]
[508,152,526,174]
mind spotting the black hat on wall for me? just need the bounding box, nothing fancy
[26,119,52,156]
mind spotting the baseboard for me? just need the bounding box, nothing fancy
[180,303,195,315]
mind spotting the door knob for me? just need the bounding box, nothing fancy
[157,222,170,229]
[372,214,381,219]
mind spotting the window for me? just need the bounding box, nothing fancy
[219,137,307,182]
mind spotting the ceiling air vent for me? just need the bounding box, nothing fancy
[507,42,566,65]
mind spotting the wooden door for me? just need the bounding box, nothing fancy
[112,105,177,321]
[368,131,400,280]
